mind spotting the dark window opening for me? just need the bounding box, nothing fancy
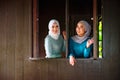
[30,0,103,60]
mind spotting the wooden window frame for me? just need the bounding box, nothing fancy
[30,0,40,60]
[30,0,99,60]
[93,0,98,59]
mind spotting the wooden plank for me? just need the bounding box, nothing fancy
[47,59,58,80]
[83,59,102,80]
[5,0,16,80]
[24,60,41,80]
[32,0,39,58]
[74,59,85,80]
[0,0,7,80]
[93,0,98,59]
[39,59,48,80]
[15,0,24,80]
[57,59,76,80]
[23,0,32,58]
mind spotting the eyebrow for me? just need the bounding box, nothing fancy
[52,25,58,27]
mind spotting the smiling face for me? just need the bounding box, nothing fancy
[76,23,86,37]
[51,22,59,34]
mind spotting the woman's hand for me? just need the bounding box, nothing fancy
[69,56,76,66]
[86,37,94,48]
[62,31,67,40]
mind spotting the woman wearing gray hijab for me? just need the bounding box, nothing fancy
[68,20,94,66]
[44,19,66,58]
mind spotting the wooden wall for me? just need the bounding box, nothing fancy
[0,0,32,80]
[0,0,120,80]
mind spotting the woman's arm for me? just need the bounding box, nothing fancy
[69,56,76,66]
[44,37,52,58]
[84,38,94,58]
[68,38,75,57]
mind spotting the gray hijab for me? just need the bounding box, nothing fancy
[72,20,91,44]
[48,19,60,40]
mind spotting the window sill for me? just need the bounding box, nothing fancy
[29,57,103,61]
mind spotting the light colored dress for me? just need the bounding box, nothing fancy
[44,35,65,58]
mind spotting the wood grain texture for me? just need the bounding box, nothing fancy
[0,0,120,80]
